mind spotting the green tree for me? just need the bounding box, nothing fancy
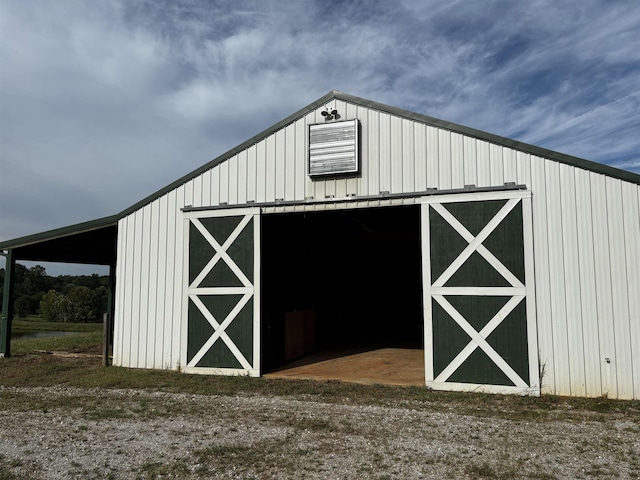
[40,290,72,323]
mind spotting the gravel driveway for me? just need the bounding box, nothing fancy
[0,385,638,479]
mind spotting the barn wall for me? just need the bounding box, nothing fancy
[113,99,640,399]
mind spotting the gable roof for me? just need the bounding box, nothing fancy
[1,90,638,256]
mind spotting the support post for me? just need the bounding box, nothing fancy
[102,312,109,366]
[1,249,16,358]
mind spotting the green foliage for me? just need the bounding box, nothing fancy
[0,264,108,322]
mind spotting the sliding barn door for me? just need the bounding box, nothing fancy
[421,191,539,395]
[183,208,260,376]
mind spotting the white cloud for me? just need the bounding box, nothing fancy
[1,0,638,275]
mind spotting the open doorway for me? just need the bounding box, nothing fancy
[261,204,424,384]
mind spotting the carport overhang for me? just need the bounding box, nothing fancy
[0,215,119,357]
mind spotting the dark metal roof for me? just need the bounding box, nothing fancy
[1,90,638,260]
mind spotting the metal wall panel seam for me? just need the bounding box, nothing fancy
[490,144,504,187]
[162,191,175,369]
[530,156,555,394]
[477,139,490,188]
[414,123,427,192]
[284,124,295,201]
[265,134,276,202]
[156,195,169,369]
[172,185,186,370]
[294,116,305,200]
[147,200,160,368]
[238,150,248,205]
[229,155,239,206]
[124,214,137,368]
[140,206,152,368]
[390,115,403,194]
[113,217,127,366]
[560,164,587,396]
[256,141,266,203]
[247,144,257,203]
[438,129,452,190]
[622,183,640,398]
[463,136,477,187]
[426,125,438,189]
[220,160,230,205]
[545,160,571,396]
[574,168,603,397]
[367,109,380,196]
[606,177,634,399]
[590,173,617,398]
[503,147,517,184]
[275,129,285,201]
[380,112,391,194]
[451,132,464,189]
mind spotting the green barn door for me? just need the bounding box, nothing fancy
[183,208,260,376]
[421,191,539,395]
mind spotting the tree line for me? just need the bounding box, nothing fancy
[0,265,108,323]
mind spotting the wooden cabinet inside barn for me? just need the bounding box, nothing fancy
[1,91,638,399]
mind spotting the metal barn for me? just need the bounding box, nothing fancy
[2,91,639,399]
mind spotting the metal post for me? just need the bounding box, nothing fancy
[1,249,16,358]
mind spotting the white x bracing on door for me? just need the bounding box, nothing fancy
[421,190,539,395]
[182,208,260,376]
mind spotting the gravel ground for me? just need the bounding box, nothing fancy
[0,385,639,479]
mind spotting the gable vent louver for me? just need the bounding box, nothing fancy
[308,119,360,177]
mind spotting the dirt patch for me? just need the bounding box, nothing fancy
[1,385,639,479]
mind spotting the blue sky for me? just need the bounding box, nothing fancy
[1,0,639,275]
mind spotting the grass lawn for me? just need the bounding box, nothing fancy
[1,331,638,419]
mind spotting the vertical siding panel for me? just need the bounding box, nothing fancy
[294,117,306,200]
[265,135,276,202]
[256,140,267,202]
[345,103,359,196]
[426,126,439,188]
[367,109,380,195]
[606,177,633,399]
[379,112,391,193]
[355,105,369,196]
[574,168,602,396]
[621,183,640,399]
[390,116,402,193]
[503,148,517,184]
[192,175,202,208]
[246,145,257,202]
[590,173,617,398]
[284,124,295,201]
[114,218,128,366]
[463,136,477,186]
[489,144,504,186]
[208,168,218,206]
[172,185,185,369]
[131,209,145,368]
[201,169,211,207]
[237,150,248,204]
[559,164,586,396]
[124,214,137,367]
[219,160,229,204]
[275,129,286,200]
[237,150,249,205]
[438,129,451,190]
[516,151,531,190]
[476,140,491,187]
[545,160,570,395]
[414,123,427,192]
[162,190,176,369]
[147,201,160,368]
[158,190,176,368]
[450,132,464,189]
[227,156,238,205]
[402,119,415,193]
[530,155,555,393]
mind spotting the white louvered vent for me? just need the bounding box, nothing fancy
[308,119,359,177]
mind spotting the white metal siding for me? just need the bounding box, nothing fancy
[113,99,640,399]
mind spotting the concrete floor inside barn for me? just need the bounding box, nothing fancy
[264,345,425,386]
